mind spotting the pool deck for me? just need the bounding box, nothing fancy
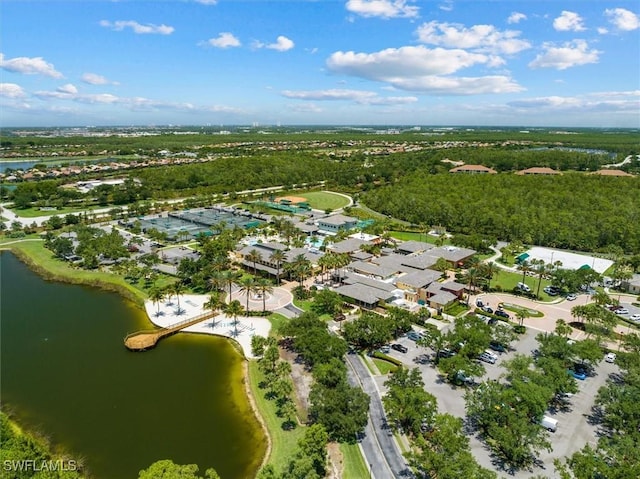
[144,294,272,358]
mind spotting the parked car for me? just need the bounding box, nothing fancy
[478,352,497,364]
[438,348,455,358]
[379,345,390,354]
[391,343,408,353]
[615,308,629,315]
[566,293,577,301]
[544,286,560,296]
[476,299,484,308]
[495,309,510,319]
[482,305,494,314]
[407,331,421,341]
[569,369,587,380]
[517,282,531,292]
[489,341,506,352]
[541,415,558,432]
[630,314,640,322]
[605,352,616,363]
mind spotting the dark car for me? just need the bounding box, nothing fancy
[391,343,408,353]
[476,299,484,308]
[482,306,494,314]
[495,310,510,319]
[489,341,506,352]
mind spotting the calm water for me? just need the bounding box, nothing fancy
[0,252,265,479]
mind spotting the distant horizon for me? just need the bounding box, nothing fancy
[2,1,638,128]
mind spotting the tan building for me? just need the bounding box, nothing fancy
[516,167,562,175]
[449,164,497,174]
[592,169,634,177]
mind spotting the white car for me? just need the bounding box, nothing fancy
[566,293,577,301]
[615,308,629,315]
[630,314,640,322]
[605,352,616,363]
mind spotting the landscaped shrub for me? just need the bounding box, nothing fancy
[372,351,404,367]
[513,325,526,334]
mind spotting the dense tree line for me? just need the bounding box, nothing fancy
[363,172,640,252]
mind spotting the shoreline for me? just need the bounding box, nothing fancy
[1,242,274,476]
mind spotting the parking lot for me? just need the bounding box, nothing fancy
[378,323,619,477]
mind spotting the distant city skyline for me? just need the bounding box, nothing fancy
[1,0,639,128]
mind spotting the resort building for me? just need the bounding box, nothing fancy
[449,164,497,174]
[516,167,562,175]
[592,169,634,177]
[317,214,359,233]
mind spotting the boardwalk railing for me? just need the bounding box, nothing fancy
[124,310,218,351]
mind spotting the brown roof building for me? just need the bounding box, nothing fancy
[449,164,497,174]
[516,167,562,175]
[592,169,634,177]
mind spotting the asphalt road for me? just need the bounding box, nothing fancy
[345,353,412,478]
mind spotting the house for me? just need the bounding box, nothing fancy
[592,169,634,177]
[516,167,562,175]
[395,240,433,255]
[394,269,442,304]
[335,273,400,309]
[428,246,476,267]
[348,260,397,280]
[449,164,497,174]
[327,237,372,255]
[622,274,640,294]
[317,214,358,233]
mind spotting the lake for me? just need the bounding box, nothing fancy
[0,252,266,479]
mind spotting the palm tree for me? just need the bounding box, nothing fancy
[516,309,528,327]
[269,249,286,285]
[462,266,484,294]
[203,291,224,327]
[207,270,226,292]
[334,253,351,283]
[532,259,546,298]
[148,287,165,317]
[239,276,258,312]
[289,254,312,287]
[246,249,263,275]
[255,278,274,312]
[224,299,244,337]
[481,261,498,291]
[222,269,242,301]
[171,281,186,313]
[518,259,532,287]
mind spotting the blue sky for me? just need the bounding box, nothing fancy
[1,0,639,127]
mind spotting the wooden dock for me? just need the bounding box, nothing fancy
[124,311,217,351]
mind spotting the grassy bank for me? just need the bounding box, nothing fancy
[1,239,146,307]
[247,360,304,473]
[340,442,370,479]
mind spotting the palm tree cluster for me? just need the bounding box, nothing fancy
[459,259,499,293]
[316,252,350,284]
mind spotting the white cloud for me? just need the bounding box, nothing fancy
[57,83,78,95]
[416,21,531,54]
[194,0,218,4]
[439,1,453,12]
[507,12,527,24]
[553,11,586,32]
[0,53,63,78]
[529,40,600,70]
[281,88,418,105]
[205,32,241,48]
[328,45,494,78]
[386,75,524,95]
[605,8,639,31]
[326,46,523,94]
[345,0,419,19]
[508,90,640,114]
[597,27,609,35]
[99,20,174,35]
[0,83,26,98]
[267,36,295,51]
[82,72,118,85]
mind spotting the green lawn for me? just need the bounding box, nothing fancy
[500,303,544,318]
[372,357,398,374]
[247,361,305,473]
[340,442,370,479]
[1,239,146,305]
[491,269,555,300]
[9,204,106,218]
[298,191,351,211]
[268,313,289,336]
[293,299,331,321]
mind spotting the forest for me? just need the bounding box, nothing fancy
[362,172,640,253]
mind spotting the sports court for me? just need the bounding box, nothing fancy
[524,246,613,274]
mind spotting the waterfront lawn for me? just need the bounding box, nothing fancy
[340,442,369,479]
[4,239,147,304]
[298,191,350,211]
[247,360,304,474]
